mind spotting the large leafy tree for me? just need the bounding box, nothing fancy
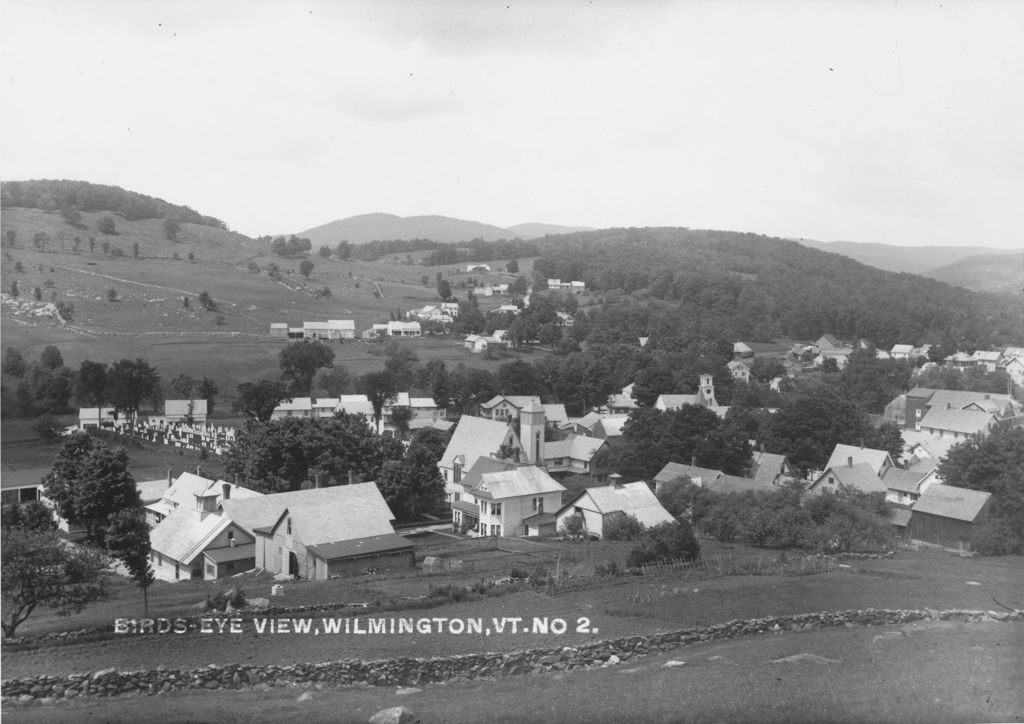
[279,340,334,396]
[234,379,290,422]
[376,429,448,518]
[1,528,111,638]
[225,414,404,493]
[107,358,161,420]
[43,432,141,544]
[599,406,751,480]
[75,360,109,407]
[938,425,1024,554]
[763,384,873,475]
[197,375,219,414]
[359,370,398,429]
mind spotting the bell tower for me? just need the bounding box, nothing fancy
[699,374,718,408]
[518,401,546,463]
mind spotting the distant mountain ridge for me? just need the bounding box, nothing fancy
[924,253,1024,295]
[791,238,1014,276]
[295,213,592,246]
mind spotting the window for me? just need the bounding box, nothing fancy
[492,502,502,516]
[915,409,923,418]
[227,530,234,542]
[286,517,292,535]
[453,492,460,502]
[533,497,544,513]
[174,564,180,580]
[828,477,835,486]
[453,463,462,484]
[206,563,215,577]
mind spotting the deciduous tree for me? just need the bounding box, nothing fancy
[1,528,111,638]
[279,340,334,396]
[234,379,290,422]
[107,358,161,420]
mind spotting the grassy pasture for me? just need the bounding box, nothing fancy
[2,207,545,411]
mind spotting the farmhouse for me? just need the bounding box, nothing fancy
[908,484,992,551]
[439,415,522,495]
[543,434,608,479]
[302,319,356,340]
[451,462,566,537]
[894,388,1019,431]
[653,461,725,492]
[148,473,264,581]
[78,407,118,428]
[824,444,895,478]
[727,359,751,383]
[163,399,208,424]
[220,483,413,579]
[269,322,288,338]
[1,467,46,507]
[807,460,887,496]
[555,480,673,539]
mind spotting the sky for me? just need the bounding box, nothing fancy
[2,0,1023,248]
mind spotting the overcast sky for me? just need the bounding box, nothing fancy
[3,1,1023,247]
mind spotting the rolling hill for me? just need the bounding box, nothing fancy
[296,213,515,246]
[791,238,1013,276]
[924,253,1024,295]
[294,214,593,246]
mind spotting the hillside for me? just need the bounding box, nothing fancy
[792,238,1011,275]
[296,213,516,246]
[923,252,1024,295]
[534,228,1022,348]
[507,222,594,238]
[1,179,226,229]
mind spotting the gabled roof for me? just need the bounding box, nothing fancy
[275,397,313,412]
[750,451,791,486]
[913,484,991,522]
[541,404,568,423]
[919,407,995,435]
[890,344,915,355]
[595,416,630,437]
[337,395,375,418]
[881,467,930,494]
[544,434,605,462]
[572,412,604,431]
[889,508,913,527]
[164,399,208,417]
[825,444,893,477]
[459,457,517,491]
[559,482,673,528]
[440,415,517,470]
[812,463,887,495]
[655,394,701,409]
[149,507,234,565]
[470,466,565,501]
[136,477,170,504]
[605,394,638,410]
[479,395,541,411]
[263,483,397,546]
[1,467,51,490]
[653,461,724,485]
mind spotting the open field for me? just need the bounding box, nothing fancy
[2,206,545,404]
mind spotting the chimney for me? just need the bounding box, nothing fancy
[347,470,354,485]
[196,464,202,476]
[946,402,952,410]
[314,472,320,489]
[222,483,230,501]
[691,456,697,470]
[847,456,853,468]
[167,468,172,489]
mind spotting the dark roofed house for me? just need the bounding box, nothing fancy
[653,461,725,492]
[909,484,992,552]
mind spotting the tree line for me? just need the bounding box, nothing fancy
[1,180,225,229]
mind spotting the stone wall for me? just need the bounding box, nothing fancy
[3,607,1020,705]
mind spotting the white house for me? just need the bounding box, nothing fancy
[438,415,522,496]
[450,462,565,537]
[555,481,674,539]
[302,319,356,341]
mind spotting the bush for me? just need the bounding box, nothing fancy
[626,519,701,568]
[560,512,587,541]
[97,216,117,235]
[603,511,645,541]
[32,414,62,441]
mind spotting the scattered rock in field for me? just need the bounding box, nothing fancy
[619,668,643,674]
[872,631,906,642]
[297,691,314,702]
[707,656,723,661]
[368,706,419,724]
[965,581,982,586]
[662,660,686,668]
[771,653,839,664]
[395,687,421,696]
[603,654,621,667]
[249,597,270,610]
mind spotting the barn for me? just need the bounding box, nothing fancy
[909,484,992,551]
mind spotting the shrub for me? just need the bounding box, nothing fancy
[106,287,119,302]
[97,216,117,235]
[626,519,701,568]
[198,291,216,311]
[560,512,587,541]
[603,511,645,541]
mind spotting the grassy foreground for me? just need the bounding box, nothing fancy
[4,620,1022,723]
